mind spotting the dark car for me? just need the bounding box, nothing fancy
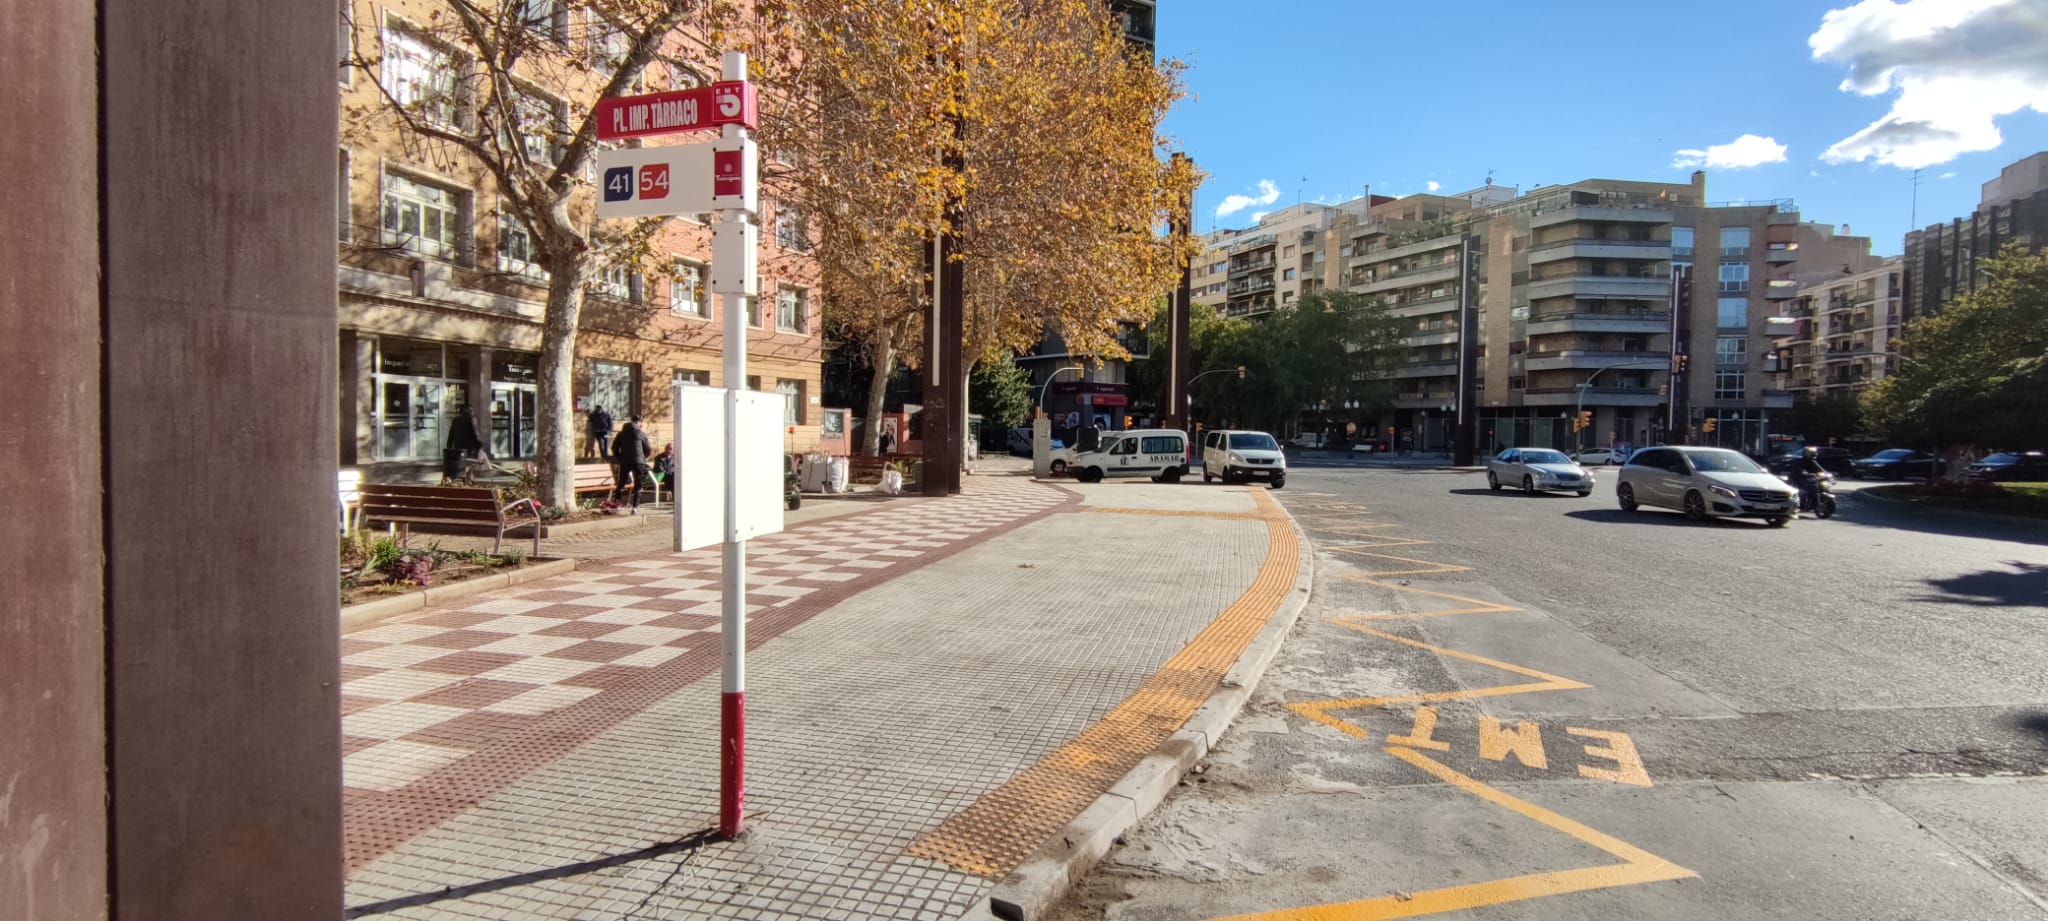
[1767,447,1856,477]
[1965,451,2048,482]
[1850,448,1943,480]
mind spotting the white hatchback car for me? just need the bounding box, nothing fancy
[1487,447,1595,496]
[1616,446,1799,527]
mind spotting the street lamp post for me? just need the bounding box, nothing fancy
[1184,365,1246,433]
[1038,365,1084,420]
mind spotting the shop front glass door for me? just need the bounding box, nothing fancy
[490,385,538,459]
[379,377,447,460]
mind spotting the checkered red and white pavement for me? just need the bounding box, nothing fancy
[341,474,1072,872]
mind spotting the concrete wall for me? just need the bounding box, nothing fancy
[0,0,107,917]
[1,0,344,917]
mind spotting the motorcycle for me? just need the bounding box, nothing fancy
[785,454,803,511]
[1786,471,1836,519]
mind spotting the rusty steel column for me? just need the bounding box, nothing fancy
[0,0,107,917]
[101,0,344,916]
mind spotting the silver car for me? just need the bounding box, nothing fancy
[1487,447,1595,496]
[1615,446,1799,527]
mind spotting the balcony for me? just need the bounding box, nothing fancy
[1524,311,1670,336]
[1530,205,1673,229]
[1394,360,1459,379]
[1527,274,1671,301]
[1766,242,1799,263]
[1356,261,1458,294]
[1526,238,1672,264]
[1764,279,1801,300]
[1393,392,1459,409]
[1522,349,1667,372]
[1227,258,1275,277]
[1761,389,1795,409]
[1401,327,1461,347]
[1226,233,1277,254]
[1385,294,1460,318]
[1226,278,1275,297]
[1523,386,1664,407]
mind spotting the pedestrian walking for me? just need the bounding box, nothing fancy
[878,425,896,456]
[444,404,485,481]
[586,404,614,461]
[611,414,653,513]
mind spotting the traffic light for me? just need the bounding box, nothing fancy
[1674,354,1688,373]
[1702,418,1717,434]
[1577,410,1592,432]
[1237,365,1247,379]
[1123,415,1133,429]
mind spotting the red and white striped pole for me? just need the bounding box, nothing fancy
[717,49,751,840]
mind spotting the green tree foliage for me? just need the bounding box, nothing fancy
[1781,392,1866,443]
[969,355,1035,428]
[1126,297,1249,413]
[1863,244,2048,452]
[1182,291,1403,433]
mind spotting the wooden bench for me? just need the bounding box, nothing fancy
[357,483,541,556]
[848,454,920,486]
[571,461,672,506]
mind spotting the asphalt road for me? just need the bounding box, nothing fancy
[1051,467,2048,921]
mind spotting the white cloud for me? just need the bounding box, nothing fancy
[1249,211,1269,223]
[1214,180,1280,218]
[1941,170,1958,178]
[1671,134,1790,170]
[1811,0,2048,168]
[1426,180,1441,192]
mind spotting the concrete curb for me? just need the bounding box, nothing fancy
[340,557,579,631]
[966,502,1317,921]
[1850,485,2047,526]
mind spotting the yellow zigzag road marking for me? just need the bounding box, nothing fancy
[1234,499,1692,921]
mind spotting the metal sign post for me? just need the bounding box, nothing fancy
[599,50,770,841]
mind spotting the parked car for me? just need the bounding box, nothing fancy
[1571,447,1618,466]
[1203,430,1287,488]
[1850,448,1943,480]
[1766,446,1856,477]
[1006,427,1064,458]
[1487,447,1595,496]
[1291,431,1328,449]
[1070,429,1190,484]
[1617,446,1798,526]
[1965,451,2048,482]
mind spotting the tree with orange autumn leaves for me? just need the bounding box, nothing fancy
[744,0,1201,453]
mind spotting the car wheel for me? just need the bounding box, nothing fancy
[1078,467,1102,484]
[1766,515,1788,528]
[1270,475,1285,490]
[1576,490,1592,498]
[1617,482,1638,511]
[1522,475,1535,494]
[787,491,802,511]
[1683,490,1708,522]
[1487,471,1501,491]
[1163,468,1183,484]
[1050,459,1067,476]
[1202,468,1214,483]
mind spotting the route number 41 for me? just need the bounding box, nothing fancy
[603,164,670,203]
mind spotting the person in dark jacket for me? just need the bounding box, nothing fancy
[612,414,654,512]
[586,404,614,460]
[444,404,485,480]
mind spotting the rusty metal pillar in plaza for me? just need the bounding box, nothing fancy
[1165,153,1195,434]
[1,0,343,917]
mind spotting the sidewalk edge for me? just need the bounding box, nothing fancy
[971,502,1316,921]
[340,558,579,631]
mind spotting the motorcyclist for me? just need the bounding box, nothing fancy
[1792,446,1828,512]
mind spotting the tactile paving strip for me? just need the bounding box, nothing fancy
[908,489,1300,878]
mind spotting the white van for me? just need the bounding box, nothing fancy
[1202,430,1287,488]
[1069,429,1189,484]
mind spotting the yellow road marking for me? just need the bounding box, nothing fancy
[1209,748,1694,921]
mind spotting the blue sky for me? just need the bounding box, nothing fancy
[1159,0,2048,255]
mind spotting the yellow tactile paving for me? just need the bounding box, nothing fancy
[1083,507,1274,521]
[908,488,1301,878]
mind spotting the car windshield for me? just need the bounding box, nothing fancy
[1688,450,1764,473]
[1520,450,1570,464]
[1229,433,1278,451]
[1979,453,2020,464]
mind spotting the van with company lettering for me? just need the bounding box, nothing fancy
[1068,429,1189,484]
[1202,429,1286,488]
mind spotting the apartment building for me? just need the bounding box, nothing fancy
[1776,259,1904,399]
[1902,151,2048,326]
[338,0,822,479]
[1196,201,1369,319]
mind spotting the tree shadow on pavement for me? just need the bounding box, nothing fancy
[1916,561,2048,608]
[1562,509,1758,528]
[1832,501,2048,547]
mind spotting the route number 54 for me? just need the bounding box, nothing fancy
[638,164,670,199]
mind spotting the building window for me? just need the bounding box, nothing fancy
[674,369,709,386]
[745,375,761,391]
[774,207,811,252]
[746,296,763,328]
[496,212,545,280]
[1720,226,1750,259]
[381,170,467,260]
[381,24,465,127]
[1283,268,1296,281]
[589,359,636,418]
[777,379,806,424]
[503,84,567,165]
[587,11,628,73]
[591,263,640,302]
[670,264,706,318]
[1717,297,1747,329]
[1717,262,1749,294]
[340,0,354,86]
[1715,336,1747,366]
[776,286,809,332]
[515,0,564,40]
[338,148,352,240]
[1714,369,1745,400]
[1672,226,1693,262]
